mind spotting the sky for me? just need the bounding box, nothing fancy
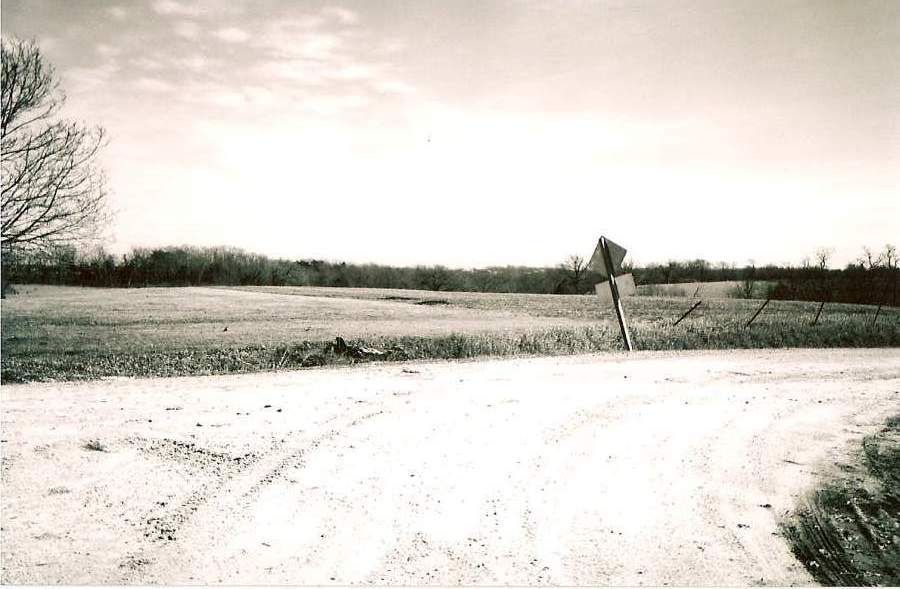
[1,0,897,269]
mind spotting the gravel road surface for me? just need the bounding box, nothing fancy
[2,348,898,585]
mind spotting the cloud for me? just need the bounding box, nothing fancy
[64,63,120,95]
[174,82,282,112]
[256,60,326,85]
[291,32,343,60]
[304,93,370,115]
[327,62,384,82]
[372,79,416,96]
[242,12,416,110]
[205,90,246,108]
[107,6,128,20]
[252,20,343,61]
[134,77,175,93]
[152,0,202,17]
[174,21,200,39]
[95,44,121,58]
[322,7,359,25]
[380,39,407,55]
[131,57,166,71]
[175,54,218,72]
[214,27,250,43]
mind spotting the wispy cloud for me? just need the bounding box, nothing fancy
[130,56,166,71]
[327,62,385,82]
[107,6,128,21]
[174,54,220,73]
[304,93,370,115]
[152,0,202,17]
[380,39,407,55]
[253,22,344,61]
[255,60,327,86]
[240,10,416,111]
[174,21,200,39]
[64,63,120,95]
[95,43,121,58]
[214,27,250,43]
[134,77,175,93]
[372,79,416,96]
[322,7,359,26]
[65,2,415,120]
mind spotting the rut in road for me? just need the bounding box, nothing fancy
[116,407,391,584]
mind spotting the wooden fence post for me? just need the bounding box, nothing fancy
[745,298,771,329]
[674,300,702,327]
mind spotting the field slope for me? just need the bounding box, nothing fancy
[2,284,898,382]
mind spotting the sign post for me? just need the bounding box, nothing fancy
[591,236,634,351]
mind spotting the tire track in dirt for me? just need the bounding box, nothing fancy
[696,379,897,586]
[123,436,264,544]
[117,408,390,584]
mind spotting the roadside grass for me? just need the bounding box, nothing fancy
[781,415,900,586]
[2,285,898,383]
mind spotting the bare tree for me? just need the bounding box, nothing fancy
[879,243,897,270]
[734,259,756,299]
[558,254,587,293]
[1,38,109,252]
[857,246,879,270]
[814,247,833,270]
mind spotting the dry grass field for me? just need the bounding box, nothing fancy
[635,280,768,298]
[3,287,899,584]
[1,284,898,382]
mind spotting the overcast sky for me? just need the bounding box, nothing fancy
[2,0,897,268]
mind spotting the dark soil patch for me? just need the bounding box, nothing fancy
[781,415,900,586]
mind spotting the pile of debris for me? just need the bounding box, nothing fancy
[326,336,387,359]
[282,337,409,369]
[323,337,407,362]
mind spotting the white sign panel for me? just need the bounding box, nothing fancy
[594,273,636,304]
[588,238,627,279]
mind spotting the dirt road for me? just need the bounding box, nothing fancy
[2,348,898,585]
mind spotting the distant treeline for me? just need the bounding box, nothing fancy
[2,245,598,294]
[2,244,897,307]
[769,266,898,307]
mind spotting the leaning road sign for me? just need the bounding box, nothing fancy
[588,237,626,279]
[592,236,634,351]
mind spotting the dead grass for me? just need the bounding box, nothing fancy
[636,280,765,298]
[2,285,898,383]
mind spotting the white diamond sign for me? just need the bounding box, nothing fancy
[588,237,626,279]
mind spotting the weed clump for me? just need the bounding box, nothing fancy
[83,439,108,452]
